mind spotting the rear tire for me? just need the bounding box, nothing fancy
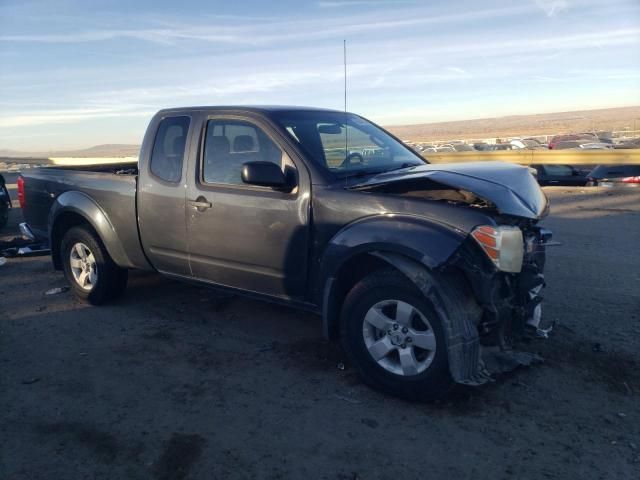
[61,225,128,305]
[340,267,455,401]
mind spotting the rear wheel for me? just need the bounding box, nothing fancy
[61,226,128,305]
[340,267,454,401]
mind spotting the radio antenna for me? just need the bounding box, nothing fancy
[343,39,347,113]
[343,39,348,157]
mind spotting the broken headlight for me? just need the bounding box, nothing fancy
[471,225,524,273]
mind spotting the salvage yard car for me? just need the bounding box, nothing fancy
[530,164,589,186]
[18,106,552,400]
[586,165,640,187]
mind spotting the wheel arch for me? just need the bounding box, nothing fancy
[318,214,466,339]
[49,191,132,270]
[371,252,485,385]
[321,246,486,385]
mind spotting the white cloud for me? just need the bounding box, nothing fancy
[0,4,536,46]
[534,0,570,17]
[0,107,153,128]
[1,0,639,149]
[318,0,416,7]
[0,29,257,45]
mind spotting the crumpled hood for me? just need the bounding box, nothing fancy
[349,161,549,219]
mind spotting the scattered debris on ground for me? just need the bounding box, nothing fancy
[44,286,70,296]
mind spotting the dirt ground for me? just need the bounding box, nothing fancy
[1,179,639,480]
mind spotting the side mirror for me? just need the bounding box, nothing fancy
[241,161,290,191]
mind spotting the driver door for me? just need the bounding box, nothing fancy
[186,115,311,299]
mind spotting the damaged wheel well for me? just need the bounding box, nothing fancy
[321,250,476,338]
[322,249,489,384]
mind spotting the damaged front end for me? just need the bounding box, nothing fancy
[349,161,557,384]
[448,222,555,381]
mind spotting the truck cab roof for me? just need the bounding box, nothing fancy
[156,105,345,116]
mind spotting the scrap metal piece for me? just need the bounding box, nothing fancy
[16,245,51,256]
[481,346,544,376]
[44,286,70,296]
[535,321,555,339]
[19,222,36,241]
[1,242,50,258]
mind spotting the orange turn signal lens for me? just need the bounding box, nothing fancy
[471,231,497,248]
[471,225,524,273]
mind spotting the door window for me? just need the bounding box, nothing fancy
[150,116,190,183]
[202,120,285,185]
[543,165,573,177]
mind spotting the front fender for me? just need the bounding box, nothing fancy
[318,214,466,289]
[49,191,134,269]
[371,252,486,385]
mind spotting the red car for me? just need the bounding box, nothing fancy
[548,133,598,149]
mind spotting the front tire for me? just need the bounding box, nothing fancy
[340,268,454,401]
[61,225,128,305]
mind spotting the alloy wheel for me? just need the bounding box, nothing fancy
[362,299,437,376]
[69,242,98,291]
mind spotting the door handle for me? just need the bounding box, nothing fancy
[188,197,212,211]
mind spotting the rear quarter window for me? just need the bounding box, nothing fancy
[150,116,190,183]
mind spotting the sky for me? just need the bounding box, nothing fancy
[0,0,639,150]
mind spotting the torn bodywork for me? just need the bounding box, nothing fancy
[351,163,554,385]
[374,232,552,386]
[445,224,553,383]
[348,161,549,219]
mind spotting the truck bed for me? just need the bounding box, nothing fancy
[21,162,148,269]
[38,162,138,175]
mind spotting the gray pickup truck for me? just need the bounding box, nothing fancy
[19,106,552,400]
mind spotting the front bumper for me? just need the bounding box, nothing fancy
[451,225,553,378]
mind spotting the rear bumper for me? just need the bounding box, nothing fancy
[599,181,640,188]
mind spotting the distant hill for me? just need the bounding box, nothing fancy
[0,144,140,158]
[385,106,640,143]
[2,106,639,156]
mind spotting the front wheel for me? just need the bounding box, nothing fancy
[61,225,128,305]
[340,268,454,401]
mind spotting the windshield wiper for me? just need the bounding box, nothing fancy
[383,162,422,173]
[336,168,389,179]
[336,163,422,180]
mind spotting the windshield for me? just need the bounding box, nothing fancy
[272,110,426,177]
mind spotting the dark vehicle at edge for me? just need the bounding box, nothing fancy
[530,164,589,186]
[0,173,11,229]
[18,106,552,400]
[586,164,640,186]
